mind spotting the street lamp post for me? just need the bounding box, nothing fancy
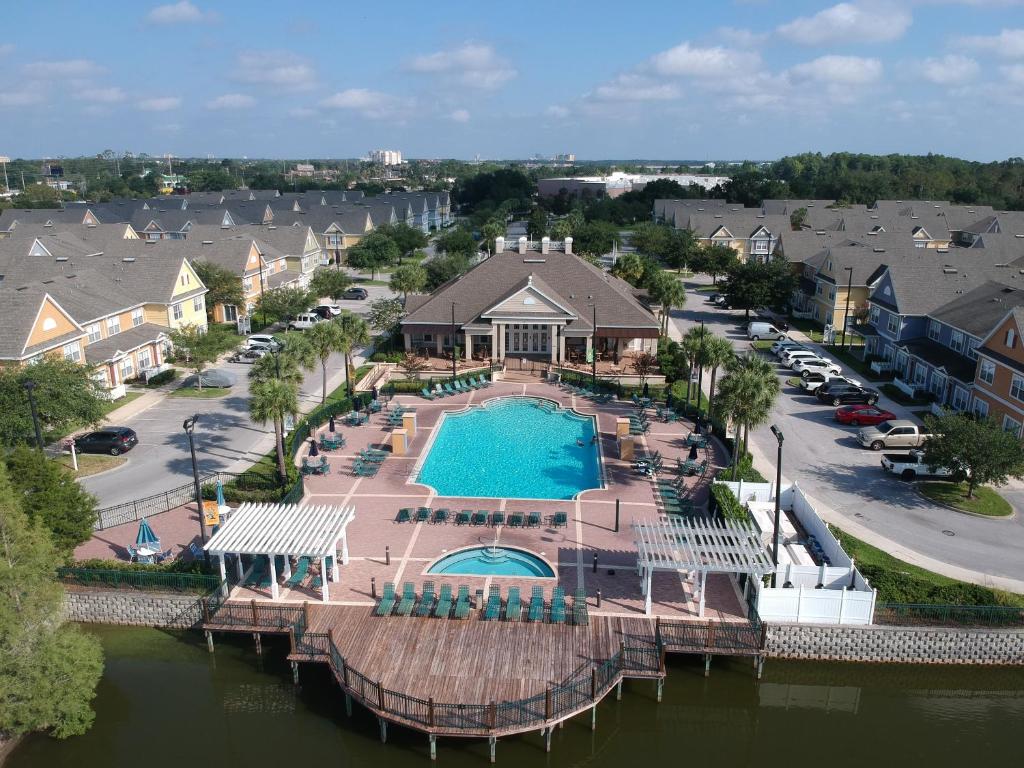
[695,320,706,424]
[840,266,854,349]
[23,380,44,451]
[769,425,784,588]
[271,341,288,465]
[182,415,209,565]
[451,302,458,381]
[591,303,598,389]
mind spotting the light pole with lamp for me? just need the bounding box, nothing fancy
[450,302,458,381]
[270,339,288,466]
[23,380,44,451]
[590,303,598,389]
[769,424,784,588]
[182,415,210,566]
[840,266,854,349]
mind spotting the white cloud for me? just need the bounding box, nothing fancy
[917,54,980,85]
[777,2,912,45]
[960,28,1024,57]
[75,86,127,103]
[0,44,13,57]
[545,105,570,119]
[650,42,760,78]
[788,55,883,85]
[0,89,44,107]
[147,1,212,23]
[593,74,681,101]
[715,27,768,47]
[206,93,256,109]
[288,106,316,118]
[407,43,516,90]
[24,58,104,78]
[1002,64,1024,84]
[139,96,181,111]
[234,51,316,91]
[449,108,470,123]
[320,88,409,119]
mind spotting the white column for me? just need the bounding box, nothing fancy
[644,569,652,615]
[320,557,330,602]
[282,556,292,580]
[491,326,498,359]
[435,335,443,355]
[268,555,279,600]
[332,551,340,582]
[341,534,350,565]
[235,554,244,582]
[218,554,227,584]
[559,332,566,363]
[549,325,557,363]
[404,332,412,352]
[464,332,472,361]
[585,335,593,358]
[497,323,505,358]
[698,570,707,617]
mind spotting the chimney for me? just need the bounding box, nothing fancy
[494,235,505,253]
[564,236,573,255]
[518,236,528,254]
[541,236,550,254]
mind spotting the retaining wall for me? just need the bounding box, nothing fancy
[63,588,204,629]
[765,622,1024,665]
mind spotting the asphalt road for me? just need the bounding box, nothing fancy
[671,277,1024,584]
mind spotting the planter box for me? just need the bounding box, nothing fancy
[100,383,127,401]
[892,377,917,398]
[870,361,894,375]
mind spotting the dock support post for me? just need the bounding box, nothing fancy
[756,656,765,679]
[344,692,352,717]
[205,630,214,653]
[704,654,711,677]
[291,661,299,685]
[656,678,664,703]
[544,727,552,752]
[253,632,262,656]
[616,679,623,700]
[591,705,597,731]
[489,736,496,763]
[378,717,387,743]
[429,735,437,761]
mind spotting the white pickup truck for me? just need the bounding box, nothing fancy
[857,419,935,451]
[881,449,953,480]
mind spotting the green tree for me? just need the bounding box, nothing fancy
[11,183,63,209]
[389,263,428,301]
[336,312,371,395]
[309,269,353,301]
[922,413,1024,499]
[0,360,106,446]
[527,207,549,239]
[480,219,504,254]
[721,256,796,320]
[305,321,347,405]
[663,228,699,272]
[790,207,808,231]
[248,378,299,483]
[572,221,621,258]
[376,223,428,264]
[190,260,243,322]
[4,447,97,552]
[717,354,780,478]
[629,223,671,259]
[647,271,686,334]
[701,336,736,423]
[253,286,314,326]
[168,323,220,390]
[0,464,104,739]
[434,227,477,259]
[346,231,399,279]
[699,243,739,284]
[681,325,713,406]
[367,297,406,339]
[399,352,428,379]
[610,253,646,285]
[425,253,471,290]
[630,352,659,387]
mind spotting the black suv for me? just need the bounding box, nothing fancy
[815,383,879,406]
[342,287,368,300]
[75,427,138,455]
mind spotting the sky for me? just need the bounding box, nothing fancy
[3,0,1024,161]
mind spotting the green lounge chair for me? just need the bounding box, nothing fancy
[552,512,568,527]
[353,462,378,477]
[527,586,545,622]
[443,382,458,396]
[434,584,453,618]
[420,387,436,400]
[455,510,471,525]
[285,556,310,588]
[508,512,524,527]
[478,374,492,387]
[505,586,522,621]
[434,384,448,398]
[375,582,397,616]
[491,511,505,526]
[395,582,416,616]
[550,587,567,624]
[433,508,450,524]
[572,588,589,626]
[359,451,387,463]
[527,511,541,527]
[465,377,482,389]
[453,585,471,619]
[471,511,487,525]
[415,506,431,523]
[483,585,501,621]
[415,581,435,617]
[453,379,468,392]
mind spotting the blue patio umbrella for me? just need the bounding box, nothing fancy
[688,444,699,461]
[215,479,226,508]
[136,518,160,549]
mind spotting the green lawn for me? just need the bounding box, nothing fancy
[352,277,390,286]
[751,340,774,351]
[695,285,718,294]
[785,376,802,387]
[168,386,232,399]
[47,390,145,441]
[52,453,127,477]
[829,347,887,382]
[880,383,931,407]
[787,316,825,343]
[920,482,1013,518]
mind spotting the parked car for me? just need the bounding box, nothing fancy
[881,449,954,480]
[312,304,341,319]
[342,287,369,300]
[245,334,281,351]
[782,349,824,368]
[182,369,236,388]
[799,373,861,393]
[793,357,842,377]
[857,420,935,451]
[747,321,788,341]
[815,382,880,406]
[834,404,897,426]
[229,347,266,363]
[707,292,723,303]
[771,339,803,356]
[288,312,323,331]
[74,426,138,455]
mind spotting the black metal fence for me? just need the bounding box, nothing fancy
[58,567,221,594]
[874,603,1024,628]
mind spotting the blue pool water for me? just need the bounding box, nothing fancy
[416,397,601,499]
[427,546,555,577]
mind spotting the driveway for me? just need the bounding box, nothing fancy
[671,277,1024,587]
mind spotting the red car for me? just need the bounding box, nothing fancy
[834,404,897,426]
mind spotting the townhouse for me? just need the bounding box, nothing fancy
[972,307,1024,435]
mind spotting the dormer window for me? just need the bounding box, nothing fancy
[1007,328,1016,349]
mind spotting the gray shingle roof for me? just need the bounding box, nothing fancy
[929,281,1024,338]
[82,322,171,364]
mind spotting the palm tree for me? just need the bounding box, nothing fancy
[336,311,371,395]
[681,325,712,408]
[657,276,687,335]
[306,320,347,404]
[249,377,299,484]
[701,336,735,423]
[717,353,780,479]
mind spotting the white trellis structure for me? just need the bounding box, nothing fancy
[204,502,356,602]
[633,516,775,616]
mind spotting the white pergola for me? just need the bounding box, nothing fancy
[204,502,356,602]
[633,516,775,616]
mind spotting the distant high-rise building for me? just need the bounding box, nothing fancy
[370,149,403,166]
[554,153,575,164]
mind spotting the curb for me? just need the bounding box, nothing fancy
[914,486,1016,521]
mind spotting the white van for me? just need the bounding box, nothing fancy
[747,321,787,341]
[288,313,322,331]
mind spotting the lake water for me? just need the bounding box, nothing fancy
[8,625,1024,768]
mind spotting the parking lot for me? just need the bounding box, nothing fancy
[673,280,1024,586]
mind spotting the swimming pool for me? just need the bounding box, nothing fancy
[426,546,555,577]
[415,397,602,499]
